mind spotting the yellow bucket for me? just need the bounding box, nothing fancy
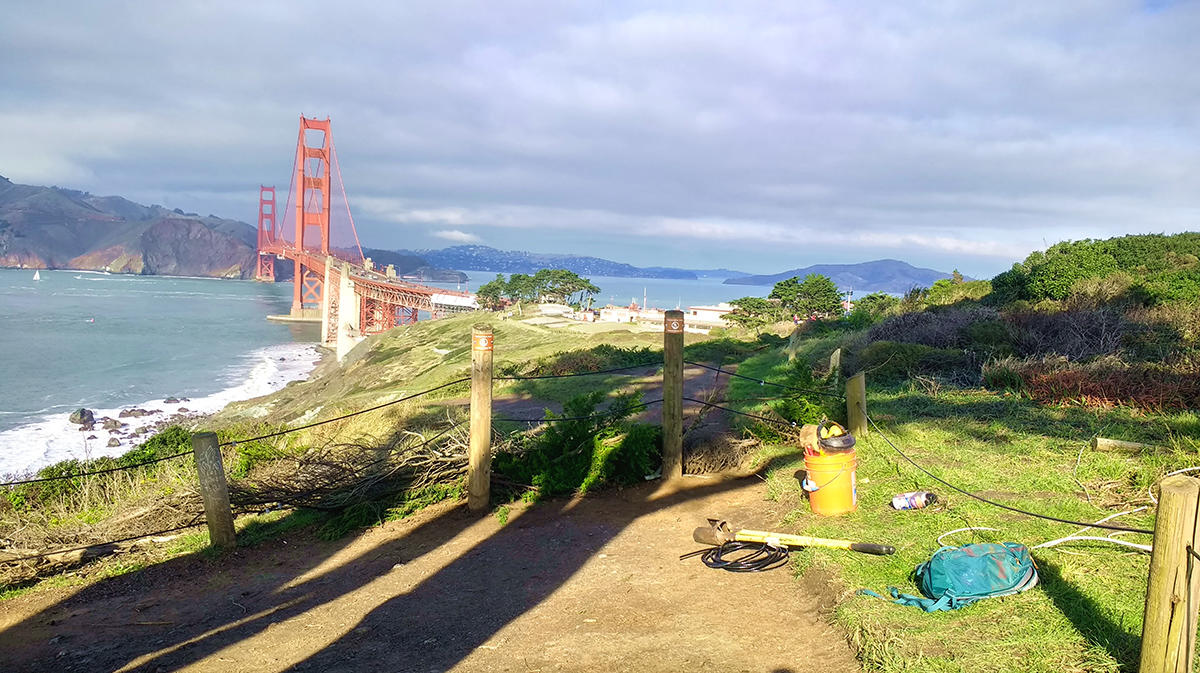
[802,449,857,516]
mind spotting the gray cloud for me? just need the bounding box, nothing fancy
[2,0,1197,276]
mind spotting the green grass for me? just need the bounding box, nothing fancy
[737,346,1200,672]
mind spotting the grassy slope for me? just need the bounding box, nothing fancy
[210,312,671,444]
[726,345,1200,673]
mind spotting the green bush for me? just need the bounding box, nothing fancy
[494,391,659,500]
[981,357,1026,392]
[1138,268,1200,306]
[4,426,193,511]
[963,319,1017,358]
[859,341,972,384]
[502,344,658,378]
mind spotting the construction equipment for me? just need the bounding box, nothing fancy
[693,519,895,556]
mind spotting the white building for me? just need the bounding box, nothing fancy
[685,303,734,326]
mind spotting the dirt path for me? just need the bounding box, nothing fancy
[0,476,858,673]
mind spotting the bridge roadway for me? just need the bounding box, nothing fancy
[260,241,476,359]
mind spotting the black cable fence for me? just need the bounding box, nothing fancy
[684,360,845,400]
[218,377,472,447]
[859,402,1154,535]
[0,378,473,489]
[1,519,207,564]
[0,450,194,488]
[495,361,660,381]
[494,399,664,424]
[681,396,799,428]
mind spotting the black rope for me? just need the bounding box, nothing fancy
[679,541,790,572]
[495,399,663,424]
[683,361,845,400]
[860,404,1154,535]
[0,450,193,488]
[219,377,471,446]
[496,361,660,381]
[1,379,474,487]
[680,397,798,428]
[1,519,206,564]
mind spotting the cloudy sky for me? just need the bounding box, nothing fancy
[2,1,1198,277]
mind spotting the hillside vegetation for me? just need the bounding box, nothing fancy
[3,231,1200,672]
[0,175,260,277]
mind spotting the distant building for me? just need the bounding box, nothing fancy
[686,303,733,326]
[598,302,665,325]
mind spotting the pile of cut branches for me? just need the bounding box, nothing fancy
[229,422,469,511]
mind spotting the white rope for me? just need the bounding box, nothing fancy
[936,527,999,547]
[1148,466,1200,504]
[1034,536,1151,552]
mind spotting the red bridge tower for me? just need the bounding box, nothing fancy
[293,117,332,315]
[255,185,276,282]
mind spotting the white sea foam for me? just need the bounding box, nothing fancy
[0,342,322,478]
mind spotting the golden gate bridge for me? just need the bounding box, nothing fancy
[254,116,476,359]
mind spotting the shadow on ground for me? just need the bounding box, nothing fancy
[0,453,812,673]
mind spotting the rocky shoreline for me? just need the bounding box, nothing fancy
[68,396,212,450]
[0,343,326,478]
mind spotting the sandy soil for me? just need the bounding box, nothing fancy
[0,475,858,673]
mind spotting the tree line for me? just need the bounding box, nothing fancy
[475,269,600,310]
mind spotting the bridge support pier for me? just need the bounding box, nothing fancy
[336,262,363,361]
[321,257,336,347]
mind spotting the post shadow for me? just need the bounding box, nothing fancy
[281,463,795,673]
[4,443,801,673]
[1036,556,1140,670]
[0,500,480,672]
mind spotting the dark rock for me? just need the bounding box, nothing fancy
[163,397,180,404]
[177,407,189,413]
[78,422,94,432]
[69,408,95,425]
[119,408,159,418]
[86,435,97,440]
[107,438,120,447]
[102,418,122,430]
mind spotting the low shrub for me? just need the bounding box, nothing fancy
[858,341,973,384]
[984,355,1200,410]
[4,427,193,511]
[501,344,657,378]
[1008,308,1129,360]
[494,391,660,500]
[867,306,1003,350]
[981,357,1027,392]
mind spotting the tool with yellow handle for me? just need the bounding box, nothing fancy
[693,519,895,556]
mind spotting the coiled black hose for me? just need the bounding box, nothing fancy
[679,541,790,572]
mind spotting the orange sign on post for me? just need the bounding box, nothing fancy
[473,332,493,352]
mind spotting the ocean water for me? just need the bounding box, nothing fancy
[0,269,320,476]
[437,271,767,310]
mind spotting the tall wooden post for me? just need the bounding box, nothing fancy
[468,324,494,511]
[662,310,684,480]
[846,371,867,437]
[191,431,236,548]
[1140,475,1200,672]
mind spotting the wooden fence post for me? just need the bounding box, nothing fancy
[1140,474,1200,672]
[662,310,684,480]
[846,371,867,437]
[467,324,494,511]
[191,431,236,548]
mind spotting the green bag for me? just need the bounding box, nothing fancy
[861,542,1038,612]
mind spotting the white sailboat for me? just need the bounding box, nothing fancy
[32,270,41,281]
